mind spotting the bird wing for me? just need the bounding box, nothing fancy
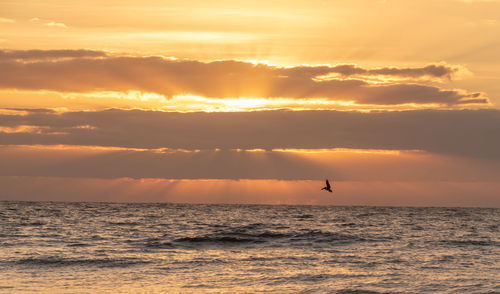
[326,179,330,189]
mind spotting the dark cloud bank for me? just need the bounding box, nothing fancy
[0,49,487,105]
[1,108,499,159]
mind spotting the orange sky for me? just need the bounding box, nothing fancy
[1,0,499,206]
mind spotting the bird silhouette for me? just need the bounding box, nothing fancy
[321,179,333,193]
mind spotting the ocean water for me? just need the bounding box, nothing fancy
[0,201,498,293]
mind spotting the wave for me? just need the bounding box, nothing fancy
[174,235,266,244]
[166,229,378,247]
[295,214,314,219]
[15,257,150,267]
[19,221,46,226]
[66,242,90,247]
[107,221,142,226]
[144,238,175,249]
[442,239,496,247]
[336,290,385,294]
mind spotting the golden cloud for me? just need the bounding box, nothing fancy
[0,49,488,106]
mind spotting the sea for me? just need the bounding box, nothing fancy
[0,201,498,293]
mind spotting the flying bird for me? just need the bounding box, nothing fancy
[321,179,333,193]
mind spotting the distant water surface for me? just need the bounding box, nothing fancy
[0,201,498,293]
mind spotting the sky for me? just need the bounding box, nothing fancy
[1,0,500,207]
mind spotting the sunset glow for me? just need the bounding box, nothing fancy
[1,0,499,207]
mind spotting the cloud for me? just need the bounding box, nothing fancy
[28,18,67,28]
[1,108,499,158]
[0,49,487,106]
[1,144,499,181]
[0,49,107,62]
[309,63,464,82]
[0,17,15,23]
[43,21,67,28]
[0,125,48,134]
[457,0,500,2]
[29,17,67,29]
